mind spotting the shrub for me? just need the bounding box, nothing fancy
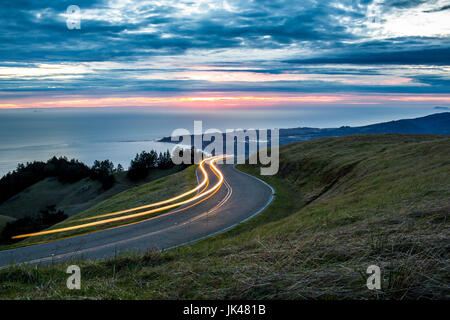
[0,205,68,244]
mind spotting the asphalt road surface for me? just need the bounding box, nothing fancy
[0,162,273,268]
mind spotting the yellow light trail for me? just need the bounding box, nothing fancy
[72,172,211,224]
[12,155,228,239]
[71,157,210,222]
[14,160,226,248]
[13,161,225,248]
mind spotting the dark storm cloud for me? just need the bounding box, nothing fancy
[0,0,366,61]
[285,47,450,65]
[381,0,450,13]
[423,4,450,12]
[0,0,448,96]
[0,0,444,62]
[381,0,429,9]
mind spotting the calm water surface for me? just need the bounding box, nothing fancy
[0,106,437,176]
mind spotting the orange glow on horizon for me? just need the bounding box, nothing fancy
[1,93,450,109]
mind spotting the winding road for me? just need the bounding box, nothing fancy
[0,157,274,268]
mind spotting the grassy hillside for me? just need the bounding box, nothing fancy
[14,165,197,244]
[0,134,448,299]
[0,166,182,220]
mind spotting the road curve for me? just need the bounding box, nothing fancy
[0,163,273,268]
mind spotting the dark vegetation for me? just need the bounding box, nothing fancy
[0,156,117,206]
[0,205,67,244]
[0,147,183,205]
[90,160,116,190]
[17,165,198,244]
[127,148,202,181]
[0,149,186,242]
[0,157,89,205]
[127,150,174,181]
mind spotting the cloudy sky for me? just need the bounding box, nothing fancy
[0,0,449,109]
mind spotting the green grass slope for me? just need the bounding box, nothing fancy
[0,134,448,299]
[0,167,181,220]
[13,165,197,244]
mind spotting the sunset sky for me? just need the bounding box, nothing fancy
[0,0,449,109]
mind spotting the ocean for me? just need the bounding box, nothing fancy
[0,105,437,176]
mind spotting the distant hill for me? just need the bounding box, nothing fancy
[158,112,450,152]
[279,112,450,145]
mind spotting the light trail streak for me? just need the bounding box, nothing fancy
[11,155,228,239]
[14,162,226,248]
[72,158,210,222]
[1,170,232,267]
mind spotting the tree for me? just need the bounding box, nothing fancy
[0,205,68,244]
[90,160,116,189]
[127,151,158,181]
[127,149,175,181]
[157,150,174,169]
[0,157,91,205]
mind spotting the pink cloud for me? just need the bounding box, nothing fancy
[1,93,449,109]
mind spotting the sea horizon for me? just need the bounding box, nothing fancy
[0,105,441,176]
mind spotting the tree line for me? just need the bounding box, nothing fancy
[0,156,119,205]
[0,148,188,205]
[127,150,174,181]
[0,147,202,244]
